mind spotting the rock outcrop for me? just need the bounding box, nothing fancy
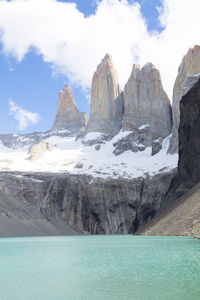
[122,63,172,141]
[0,170,175,236]
[52,85,88,133]
[87,54,124,134]
[29,140,54,161]
[113,129,151,156]
[168,45,200,153]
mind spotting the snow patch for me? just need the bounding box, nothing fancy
[83,132,102,141]
[138,124,150,130]
[0,132,178,179]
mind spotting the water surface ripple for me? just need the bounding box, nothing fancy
[0,236,199,300]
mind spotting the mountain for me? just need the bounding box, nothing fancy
[52,85,88,133]
[87,54,124,135]
[123,63,172,140]
[168,45,200,154]
[0,53,181,236]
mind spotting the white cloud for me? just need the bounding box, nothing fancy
[8,100,40,130]
[0,0,200,100]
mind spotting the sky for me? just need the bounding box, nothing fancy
[0,0,199,134]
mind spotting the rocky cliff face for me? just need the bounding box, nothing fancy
[123,63,172,141]
[0,170,175,236]
[87,54,124,134]
[168,45,200,154]
[139,78,200,238]
[159,77,200,210]
[52,85,88,133]
[176,77,200,194]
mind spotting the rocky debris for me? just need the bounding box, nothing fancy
[168,45,200,154]
[29,140,54,161]
[138,180,200,237]
[0,170,175,235]
[151,138,163,156]
[75,162,84,169]
[122,63,172,140]
[94,144,101,151]
[87,54,124,134]
[191,220,200,239]
[81,133,109,147]
[113,130,151,156]
[52,85,88,133]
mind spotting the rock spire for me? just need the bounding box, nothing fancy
[52,85,88,132]
[87,54,124,134]
[122,62,172,140]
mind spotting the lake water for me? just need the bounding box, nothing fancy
[0,236,199,300]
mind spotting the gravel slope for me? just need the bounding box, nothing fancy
[138,182,200,238]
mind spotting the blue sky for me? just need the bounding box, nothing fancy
[0,0,198,134]
[0,0,163,134]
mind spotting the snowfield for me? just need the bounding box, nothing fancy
[0,131,178,179]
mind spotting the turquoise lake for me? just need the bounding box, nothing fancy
[0,236,199,300]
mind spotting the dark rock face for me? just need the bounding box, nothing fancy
[0,170,175,235]
[177,78,200,193]
[162,78,200,210]
[168,45,200,154]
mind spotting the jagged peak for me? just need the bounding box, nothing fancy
[132,64,141,71]
[188,44,200,54]
[60,84,73,97]
[142,62,156,71]
[60,84,72,93]
[178,45,200,72]
[102,53,113,63]
[94,53,119,82]
[58,84,77,110]
[96,53,114,72]
[131,62,157,74]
